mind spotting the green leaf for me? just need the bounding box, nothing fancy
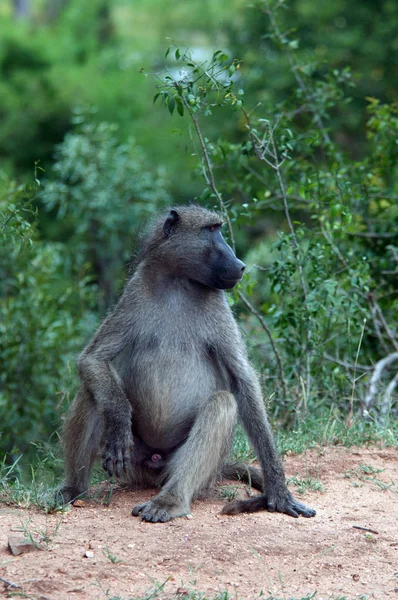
[175,48,181,60]
[168,96,175,115]
[176,97,184,117]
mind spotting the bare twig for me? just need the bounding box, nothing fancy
[368,297,392,355]
[368,294,398,352]
[323,353,372,373]
[238,290,287,400]
[363,352,398,412]
[348,319,366,425]
[352,525,379,535]
[382,372,398,414]
[368,294,398,351]
[0,576,21,589]
[348,231,398,239]
[320,221,348,267]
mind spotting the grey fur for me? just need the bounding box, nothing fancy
[59,205,316,522]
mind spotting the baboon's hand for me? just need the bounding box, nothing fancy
[102,427,134,478]
[267,487,316,518]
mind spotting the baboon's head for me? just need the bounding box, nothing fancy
[143,205,246,290]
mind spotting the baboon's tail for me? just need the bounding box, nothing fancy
[221,495,267,515]
[221,462,267,514]
[221,461,263,491]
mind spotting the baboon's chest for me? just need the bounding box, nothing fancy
[111,287,230,446]
[114,327,226,444]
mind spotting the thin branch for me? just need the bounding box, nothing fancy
[368,294,398,353]
[0,576,21,589]
[252,263,270,272]
[368,296,392,355]
[363,352,398,411]
[320,221,348,267]
[238,290,287,401]
[244,164,310,205]
[382,372,398,414]
[323,353,372,373]
[349,318,367,423]
[352,525,379,535]
[349,231,398,239]
[368,294,398,351]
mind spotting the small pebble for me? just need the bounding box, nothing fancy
[73,499,86,508]
[8,537,40,556]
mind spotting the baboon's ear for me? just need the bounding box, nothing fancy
[163,209,180,236]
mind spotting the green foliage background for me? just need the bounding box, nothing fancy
[0,0,397,469]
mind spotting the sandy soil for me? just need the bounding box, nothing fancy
[0,446,397,600]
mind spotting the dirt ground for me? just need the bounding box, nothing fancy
[0,446,397,600]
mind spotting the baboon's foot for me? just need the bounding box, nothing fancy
[267,489,316,518]
[285,497,316,518]
[132,497,189,523]
[55,486,84,505]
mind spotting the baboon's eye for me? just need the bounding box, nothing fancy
[207,223,221,232]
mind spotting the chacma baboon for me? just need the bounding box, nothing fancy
[59,205,316,522]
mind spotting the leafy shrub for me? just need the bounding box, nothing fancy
[41,117,170,310]
[0,180,95,459]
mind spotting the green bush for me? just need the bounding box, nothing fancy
[41,117,170,310]
[0,180,95,459]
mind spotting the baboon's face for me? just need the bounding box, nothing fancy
[196,224,246,290]
[162,209,246,290]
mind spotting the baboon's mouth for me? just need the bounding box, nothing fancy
[219,276,242,288]
[220,275,242,283]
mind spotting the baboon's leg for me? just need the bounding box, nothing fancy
[222,462,263,491]
[58,387,104,503]
[132,391,237,522]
